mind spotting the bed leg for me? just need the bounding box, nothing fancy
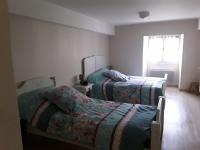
[151,121,161,150]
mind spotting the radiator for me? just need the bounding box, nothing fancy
[149,70,175,83]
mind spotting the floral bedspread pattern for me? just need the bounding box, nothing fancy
[18,86,156,150]
[88,69,165,105]
[112,76,165,105]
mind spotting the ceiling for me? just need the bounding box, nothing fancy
[43,0,200,26]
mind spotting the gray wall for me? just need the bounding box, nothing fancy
[110,19,200,90]
[10,14,110,86]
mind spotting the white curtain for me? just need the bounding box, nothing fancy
[147,35,181,64]
[145,34,183,86]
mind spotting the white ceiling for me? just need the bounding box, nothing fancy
[43,0,200,26]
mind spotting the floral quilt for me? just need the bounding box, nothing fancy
[88,69,165,105]
[18,86,156,150]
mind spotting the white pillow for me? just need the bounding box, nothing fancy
[103,69,128,82]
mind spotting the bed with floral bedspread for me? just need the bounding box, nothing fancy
[87,69,166,106]
[18,85,156,150]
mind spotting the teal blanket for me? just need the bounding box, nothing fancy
[88,69,165,105]
[18,86,156,150]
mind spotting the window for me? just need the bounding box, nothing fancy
[143,34,184,86]
[148,35,181,64]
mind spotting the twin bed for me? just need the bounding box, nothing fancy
[17,55,167,150]
[83,55,167,106]
[17,76,165,150]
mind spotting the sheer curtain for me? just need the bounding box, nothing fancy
[144,34,183,86]
[147,35,180,64]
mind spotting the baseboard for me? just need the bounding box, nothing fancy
[167,85,178,88]
[179,88,189,92]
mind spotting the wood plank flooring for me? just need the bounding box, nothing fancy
[162,87,200,150]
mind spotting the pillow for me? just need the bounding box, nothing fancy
[103,69,128,82]
[87,68,110,83]
[41,85,92,113]
[18,87,52,121]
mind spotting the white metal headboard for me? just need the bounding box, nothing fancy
[16,77,56,96]
[82,55,107,80]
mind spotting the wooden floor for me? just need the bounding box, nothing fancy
[23,87,200,150]
[162,87,200,150]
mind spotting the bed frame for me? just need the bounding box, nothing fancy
[82,55,168,96]
[16,76,56,96]
[82,55,107,81]
[17,77,165,150]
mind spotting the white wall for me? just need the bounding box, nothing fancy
[10,15,110,86]
[110,19,200,90]
[0,1,23,150]
[8,0,115,35]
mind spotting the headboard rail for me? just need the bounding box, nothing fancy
[82,55,107,80]
[16,76,56,96]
